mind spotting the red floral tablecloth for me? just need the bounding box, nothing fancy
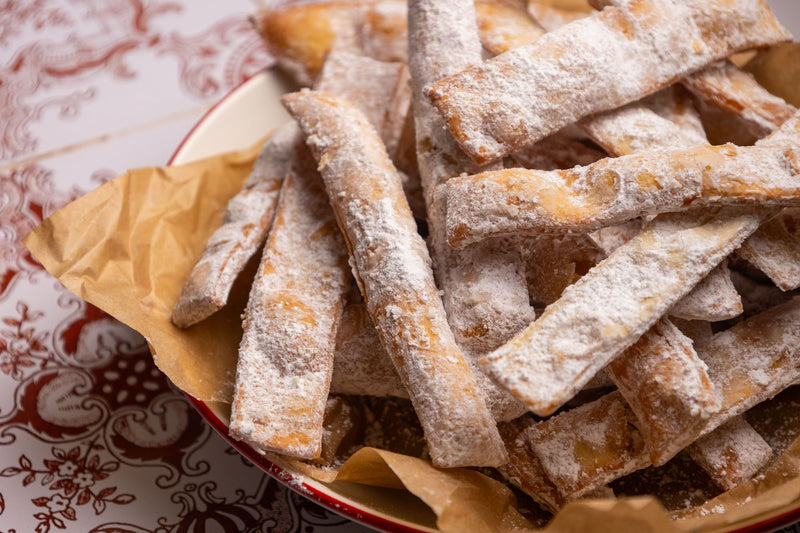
[0,1,370,531]
[2,1,800,532]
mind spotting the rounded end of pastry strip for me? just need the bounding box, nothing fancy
[171,276,225,329]
[477,352,563,418]
[229,417,322,461]
[171,301,215,329]
[428,427,509,469]
[280,89,309,114]
[422,78,502,167]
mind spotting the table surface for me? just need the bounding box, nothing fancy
[1,1,799,532]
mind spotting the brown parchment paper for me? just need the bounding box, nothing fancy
[24,141,265,402]
[22,43,800,533]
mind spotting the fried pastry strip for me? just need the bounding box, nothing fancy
[498,417,565,514]
[408,0,532,422]
[229,143,350,459]
[253,1,407,87]
[682,60,797,139]
[444,138,800,245]
[331,304,408,399]
[499,415,617,512]
[669,261,742,322]
[480,207,765,417]
[316,49,411,159]
[283,90,507,467]
[525,392,650,500]
[606,318,719,466]
[171,122,298,328]
[738,209,800,291]
[700,295,800,429]
[688,416,773,491]
[425,0,790,164]
[581,101,707,158]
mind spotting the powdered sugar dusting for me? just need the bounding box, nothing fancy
[700,295,800,431]
[526,392,650,498]
[426,0,791,164]
[739,210,800,291]
[284,90,507,467]
[670,261,743,321]
[607,318,719,466]
[688,416,772,490]
[582,102,707,158]
[316,50,410,155]
[229,142,350,460]
[330,304,409,399]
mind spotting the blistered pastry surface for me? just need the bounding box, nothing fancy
[445,141,800,246]
[426,0,791,164]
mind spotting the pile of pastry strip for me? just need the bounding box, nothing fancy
[172,0,800,517]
